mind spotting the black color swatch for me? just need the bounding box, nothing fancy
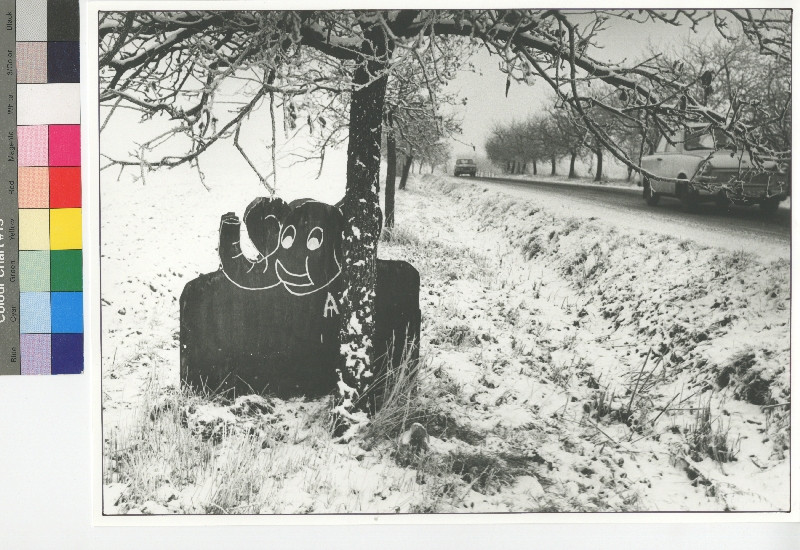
[48,42,79,83]
[47,0,80,41]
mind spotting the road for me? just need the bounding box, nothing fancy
[459,175,791,259]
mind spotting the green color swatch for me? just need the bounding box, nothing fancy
[50,249,82,291]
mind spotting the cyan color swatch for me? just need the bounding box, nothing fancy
[50,292,83,333]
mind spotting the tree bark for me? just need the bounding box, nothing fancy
[569,151,577,178]
[336,27,390,426]
[532,160,537,175]
[627,164,633,181]
[384,115,397,228]
[594,148,603,181]
[399,153,412,189]
[551,155,556,176]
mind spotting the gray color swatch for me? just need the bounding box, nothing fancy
[16,0,47,41]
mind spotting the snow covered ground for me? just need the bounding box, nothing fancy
[470,176,790,261]
[100,170,790,514]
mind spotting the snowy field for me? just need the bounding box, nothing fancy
[100,170,790,514]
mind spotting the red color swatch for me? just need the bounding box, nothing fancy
[48,124,80,166]
[49,167,81,208]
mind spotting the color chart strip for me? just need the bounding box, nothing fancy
[0,0,82,376]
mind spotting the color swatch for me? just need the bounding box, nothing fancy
[1,0,82,376]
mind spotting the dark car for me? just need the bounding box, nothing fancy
[454,158,477,177]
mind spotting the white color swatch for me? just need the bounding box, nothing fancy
[17,84,81,125]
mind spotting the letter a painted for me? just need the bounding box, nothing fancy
[323,292,340,318]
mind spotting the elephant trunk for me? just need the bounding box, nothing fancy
[218,213,280,290]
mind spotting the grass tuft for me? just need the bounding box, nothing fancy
[684,399,741,463]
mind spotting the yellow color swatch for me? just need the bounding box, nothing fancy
[50,208,82,250]
[19,209,50,250]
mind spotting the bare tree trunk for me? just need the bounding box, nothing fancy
[594,148,603,181]
[336,31,389,427]
[569,151,577,178]
[399,153,412,190]
[626,164,633,181]
[384,115,397,228]
[532,160,537,175]
[550,155,556,175]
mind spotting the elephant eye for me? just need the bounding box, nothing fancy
[307,227,323,251]
[281,225,296,249]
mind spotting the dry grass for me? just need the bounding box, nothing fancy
[684,398,741,464]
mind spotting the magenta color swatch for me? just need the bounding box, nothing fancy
[20,334,51,375]
[18,125,49,166]
[48,125,80,166]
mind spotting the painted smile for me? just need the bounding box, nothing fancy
[275,258,314,288]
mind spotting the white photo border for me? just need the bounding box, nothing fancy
[86,0,798,525]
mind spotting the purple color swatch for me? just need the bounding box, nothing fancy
[20,334,51,375]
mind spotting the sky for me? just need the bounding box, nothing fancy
[447,12,721,159]
[100,10,737,202]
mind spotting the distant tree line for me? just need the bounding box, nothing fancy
[485,100,647,182]
[485,33,790,184]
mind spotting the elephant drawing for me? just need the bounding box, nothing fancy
[180,196,421,401]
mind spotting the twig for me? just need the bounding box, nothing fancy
[583,418,618,445]
[270,90,278,194]
[627,348,651,414]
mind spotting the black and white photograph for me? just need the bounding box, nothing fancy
[94,5,792,516]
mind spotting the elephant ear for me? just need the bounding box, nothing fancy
[243,197,291,257]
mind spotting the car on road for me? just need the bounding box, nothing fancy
[454,158,477,177]
[640,124,788,214]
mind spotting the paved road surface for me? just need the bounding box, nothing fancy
[458,175,791,259]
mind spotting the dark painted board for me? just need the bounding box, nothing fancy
[180,269,341,397]
[180,260,420,399]
[180,198,421,400]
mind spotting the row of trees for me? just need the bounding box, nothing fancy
[485,107,613,181]
[99,10,791,430]
[485,33,791,183]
